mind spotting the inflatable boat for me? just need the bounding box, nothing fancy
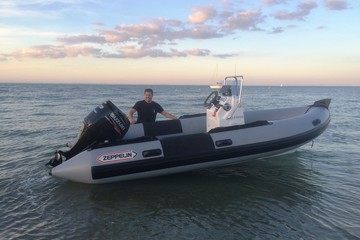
[47,76,331,184]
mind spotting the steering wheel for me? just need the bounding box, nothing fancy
[204,91,219,108]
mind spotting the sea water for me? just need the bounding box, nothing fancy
[0,83,359,239]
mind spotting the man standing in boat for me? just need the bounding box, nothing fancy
[128,88,177,124]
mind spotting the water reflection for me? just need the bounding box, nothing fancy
[48,151,325,239]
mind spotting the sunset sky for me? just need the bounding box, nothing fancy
[0,0,359,86]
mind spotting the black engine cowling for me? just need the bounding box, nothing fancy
[48,100,130,167]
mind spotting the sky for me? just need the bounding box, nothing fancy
[0,0,359,86]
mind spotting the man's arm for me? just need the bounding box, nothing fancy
[161,111,177,120]
[128,108,137,124]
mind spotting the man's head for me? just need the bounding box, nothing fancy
[144,88,153,103]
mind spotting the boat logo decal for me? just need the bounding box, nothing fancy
[96,150,137,163]
[109,112,127,131]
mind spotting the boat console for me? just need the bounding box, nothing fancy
[204,76,245,132]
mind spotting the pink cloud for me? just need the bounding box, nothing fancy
[109,18,186,48]
[2,1,345,61]
[10,45,102,59]
[101,46,211,59]
[9,43,211,59]
[100,30,129,43]
[324,0,348,10]
[0,6,261,60]
[188,6,217,24]
[188,25,224,39]
[100,18,223,47]
[58,35,106,44]
[184,48,211,56]
[273,0,318,20]
[221,9,265,31]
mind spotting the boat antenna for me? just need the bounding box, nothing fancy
[211,64,219,84]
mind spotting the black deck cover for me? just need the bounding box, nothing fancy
[160,133,215,159]
[143,120,182,136]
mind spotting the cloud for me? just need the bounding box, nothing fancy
[213,53,238,58]
[269,27,284,34]
[2,15,220,60]
[60,18,224,48]
[221,9,265,31]
[261,0,289,5]
[92,21,105,27]
[184,48,211,56]
[0,0,98,19]
[324,0,348,10]
[0,1,44,18]
[187,25,224,39]
[58,35,106,44]
[2,43,212,60]
[0,54,8,61]
[110,18,186,48]
[273,0,318,20]
[8,45,103,59]
[103,46,182,58]
[2,1,347,61]
[0,5,264,60]
[100,46,211,59]
[188,6,217,24]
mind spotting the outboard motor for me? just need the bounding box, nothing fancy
[48,100,130,167]
[204,76,245,132]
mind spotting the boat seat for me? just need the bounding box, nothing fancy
[123,114,206,140]
[143,120,183,137]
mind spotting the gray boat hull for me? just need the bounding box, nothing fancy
[50,99,331,184]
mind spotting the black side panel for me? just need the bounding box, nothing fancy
[91,136,156,150]
[179,113,206,119]
[161,133,215,159]
[209,120,270,133]
[143,120,182,137]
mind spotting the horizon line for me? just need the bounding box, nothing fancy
[0,81,359,88]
